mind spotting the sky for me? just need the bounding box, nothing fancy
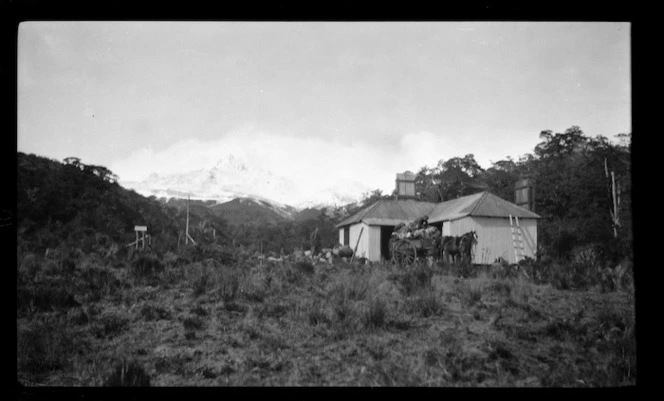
[17,21,631,196]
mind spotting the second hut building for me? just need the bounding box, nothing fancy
[336,173,541,264]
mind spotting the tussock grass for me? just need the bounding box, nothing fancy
[17,317,81,378]
[77,264,126,302]
[91,312,129,339]
[307,301,331,327]
[460,280,484,307]
[240,273,268,303]
[296,260,315,275]
[103,359,151,387]
[329,271,370,302]
[389,264,434,296]
[17,280,80,315]
[182,315,205,331]
[363,296,388,330]
[130,254,164,281]
[410,286,445,317]
[215,267,242,303]
[139,304,172,321]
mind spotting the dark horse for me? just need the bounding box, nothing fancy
[440,231,478,264]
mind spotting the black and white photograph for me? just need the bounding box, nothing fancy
[16,21,633,387]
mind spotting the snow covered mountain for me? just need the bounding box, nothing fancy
[119,154,372,212]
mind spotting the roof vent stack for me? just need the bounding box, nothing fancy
[395,171,417,200]
[514,178,535,211]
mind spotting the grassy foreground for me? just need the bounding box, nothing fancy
[17,251,636,387]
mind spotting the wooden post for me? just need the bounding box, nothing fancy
[605,158,620,239]
[310,227,318,255]
[135,231,139,250]
[350,227,364,263]
[611,171,619,238]
[186,194,190,245]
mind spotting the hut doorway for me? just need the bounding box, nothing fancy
[380,226,395,261]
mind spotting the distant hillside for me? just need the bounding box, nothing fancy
[293,207,327,222]
[16,152,229,254]
[158,196,331,226]
[209,197,289,226]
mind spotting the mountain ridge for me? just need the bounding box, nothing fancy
[119,154,372,211]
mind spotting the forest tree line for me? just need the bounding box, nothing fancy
[17,125,631,264]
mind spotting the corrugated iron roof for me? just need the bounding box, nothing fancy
[335,199,437,228]
[428,191,541,223]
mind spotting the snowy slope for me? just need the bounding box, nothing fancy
[119,154,371,212]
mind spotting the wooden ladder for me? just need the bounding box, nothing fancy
[509,214,525,263]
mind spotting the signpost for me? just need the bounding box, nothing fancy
[130,225,149,249]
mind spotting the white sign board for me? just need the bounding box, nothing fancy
[134,226,148,232]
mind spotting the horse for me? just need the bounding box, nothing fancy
[457,231,478,264]
[440,235,461,264]
[439,231,478,264]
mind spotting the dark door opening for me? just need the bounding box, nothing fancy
[343,227,350,246]
[380,226,395,261]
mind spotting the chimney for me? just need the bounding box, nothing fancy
[395,171,417,200]
[514,178,535,211]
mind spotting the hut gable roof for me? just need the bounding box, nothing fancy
[335,199,437,228]
[428,191,541,223]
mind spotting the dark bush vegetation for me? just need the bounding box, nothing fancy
[17,279,80,316]
[103,359,151,387]
[17,317,81,378]
[183,315,205,331]
[410,286,445,317]
[363,297,388,329]
[140,304,172,321]
[92,313,129,339]
[131,254,164,281]
[390,264,434,296]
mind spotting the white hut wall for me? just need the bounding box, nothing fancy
[367,225,382,262]
[457,217,538,264]
[349,222,371,259]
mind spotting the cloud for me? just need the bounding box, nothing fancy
[110,126,541,202]
[110,128,390,193]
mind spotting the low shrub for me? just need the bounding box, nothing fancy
[217,267,242,303]
[296,260,315,275]
[241,274,267,303]
[67,307,90,325]
[190,305,208,317]
[140,304,172,321]
[508,278,533,305]
[17,280,80,315]
[17,317,79,378]
[130,254,164,281]
[77,265,125,301]
[307,301,330,326]
[488,280,512,297]
[191,268,213,298]
[363,296,387,330]
[92,313,129,339]
[183,315,205,331]
[334,298,355,323]
[103,359,151,387]
[390,264,434,296]
[411,286,445,317]
[459,280,483,307]
[331,272,370,302]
